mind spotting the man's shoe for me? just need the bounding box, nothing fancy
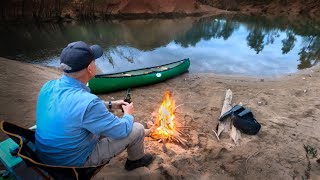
[125,153,154,171]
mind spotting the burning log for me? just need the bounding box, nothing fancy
[151,91,187,146]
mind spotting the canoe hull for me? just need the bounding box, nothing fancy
[88,59,190,94]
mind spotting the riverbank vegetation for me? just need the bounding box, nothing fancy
[0,0,319,22]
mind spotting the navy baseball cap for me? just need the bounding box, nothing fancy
[60,41,103,73]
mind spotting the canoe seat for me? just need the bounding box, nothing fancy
[0,120,108,180]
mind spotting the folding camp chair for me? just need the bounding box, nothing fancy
[0,120,108,180]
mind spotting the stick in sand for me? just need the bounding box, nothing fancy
[212,129,220,141]
[245,151,260,174]
[174,103,185,113]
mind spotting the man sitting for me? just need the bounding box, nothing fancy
[35,41,153,171]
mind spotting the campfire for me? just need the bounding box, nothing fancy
[151,91,187,146]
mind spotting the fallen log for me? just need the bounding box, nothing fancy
[215,89,241,144]
[217,89,233,136]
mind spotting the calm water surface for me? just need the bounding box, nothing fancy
[0,15,319,77]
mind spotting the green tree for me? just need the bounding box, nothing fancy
[298,37,320,69]
[218,20,237,40]
[281,31,296,54]
[246,28,265,54]
[174,17,239,47]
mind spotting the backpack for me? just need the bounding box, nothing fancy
[219,105,261,135]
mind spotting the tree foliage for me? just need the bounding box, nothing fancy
[0,0,101,21]
[0,0,68,20]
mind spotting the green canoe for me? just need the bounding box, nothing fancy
[88,58,190,94]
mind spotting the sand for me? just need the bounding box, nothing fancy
[0,57,320,179]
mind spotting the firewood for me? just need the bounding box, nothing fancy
[176,126,191,128]
[217,89,233,136]
[149,91,189,146]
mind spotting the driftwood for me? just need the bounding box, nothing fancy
[217,89,233,136]
[230,102,242,144]
[230,124,241,145]
[214,89,241,144]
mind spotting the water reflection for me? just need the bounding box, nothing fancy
[0,15,319,76]
[174,15,320,71]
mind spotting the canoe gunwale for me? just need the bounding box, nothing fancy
[95,58,189,78]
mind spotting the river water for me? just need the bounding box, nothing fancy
[0,15,319,77]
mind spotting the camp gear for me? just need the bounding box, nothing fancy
[219,105,261,135]
[88,58,190,94]
[219,104,244,122]
[0,121,108,179]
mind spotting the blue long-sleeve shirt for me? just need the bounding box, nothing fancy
[35,75,133,166]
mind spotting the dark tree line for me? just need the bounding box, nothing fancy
[0,0,65,20]
[197,0,320,13]
[75,0,97,19]
[0,0,101,21]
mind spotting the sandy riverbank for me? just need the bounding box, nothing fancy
[0,57,319,179]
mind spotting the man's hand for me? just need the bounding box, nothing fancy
[122,102,134,115]
[111,100,128,109]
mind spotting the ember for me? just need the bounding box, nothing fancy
[151,91,187,146]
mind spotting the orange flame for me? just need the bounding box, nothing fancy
[153,91,176,139]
